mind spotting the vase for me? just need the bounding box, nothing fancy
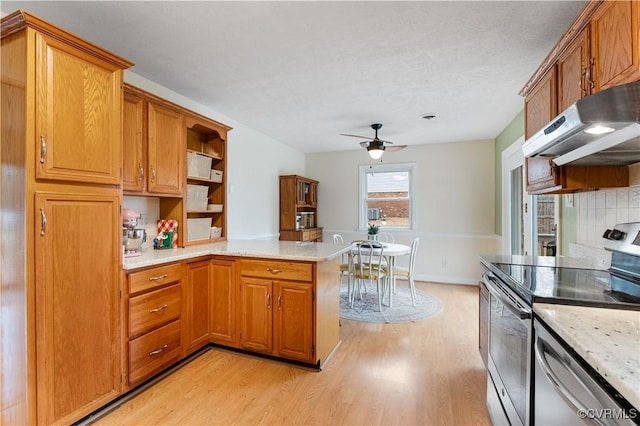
[367,234,378,241]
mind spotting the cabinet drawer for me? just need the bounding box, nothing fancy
[129,262,182,294]
[128,320,181,385]
[240,260,313,282]
[129,284,181,338]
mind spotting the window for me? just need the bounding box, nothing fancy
[359,163,414,230]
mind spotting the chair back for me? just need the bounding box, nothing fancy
[377,233,395,243]
[408,237,420,274]
[354,242,385,279]
[332,234,344,244]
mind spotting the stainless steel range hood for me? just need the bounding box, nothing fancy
[522,81,640,166]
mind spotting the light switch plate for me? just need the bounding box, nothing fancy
[564,194,574,208]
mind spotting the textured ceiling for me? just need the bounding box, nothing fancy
[2,1,586,153]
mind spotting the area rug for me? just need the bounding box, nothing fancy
[340,283,444,323]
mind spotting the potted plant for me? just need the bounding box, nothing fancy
[367,223,379,241]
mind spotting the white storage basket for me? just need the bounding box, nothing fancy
[187,218,212,241]
[187,152,213,178]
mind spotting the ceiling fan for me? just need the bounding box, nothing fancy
[341,123,407,159]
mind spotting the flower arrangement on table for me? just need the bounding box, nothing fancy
[367,223,380,235]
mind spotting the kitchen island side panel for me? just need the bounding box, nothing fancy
[315,257,341,367]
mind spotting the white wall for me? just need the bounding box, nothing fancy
[306,140,500,284]
[123,72,305,240]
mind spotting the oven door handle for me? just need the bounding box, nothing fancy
[534,336,608,426]
[483,274,531,319]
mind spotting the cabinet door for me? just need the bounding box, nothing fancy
[34,192,121,425]
[557,27,591,111]
[239,277,272,353]
[524,67,557,140]
[210,260,237,345]
[35,33,122,185]
[147,102,184,195]
[184,260,211,354]
[525,157,559,193]
[591,0,640,91]
[123,90,146,192]
[274,282,314,362]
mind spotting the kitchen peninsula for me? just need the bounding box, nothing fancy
[123,240,352,390]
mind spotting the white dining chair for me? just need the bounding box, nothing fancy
[390,237,419,306]
[377,232,395,243]
[351,242,387,311]
[333,234,351,286]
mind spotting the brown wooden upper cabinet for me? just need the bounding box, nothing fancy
[280,175,322,242]
[521,0,637,194]
[35,33,124,185]
[123,84,185,196]
[591,0,640,91]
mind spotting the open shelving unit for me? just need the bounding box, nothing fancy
[184,115,231,245]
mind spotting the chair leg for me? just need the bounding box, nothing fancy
[376,279,383,312]
[409,276,416,306]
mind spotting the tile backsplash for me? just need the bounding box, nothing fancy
[576,185,640,250]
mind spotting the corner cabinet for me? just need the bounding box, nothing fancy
[1,10,133,425]
[123,85,232,246]
[279,175,323,242]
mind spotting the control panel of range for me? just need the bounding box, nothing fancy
[603,222,640,255]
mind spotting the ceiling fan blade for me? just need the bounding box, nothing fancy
[385,145,407,152]
[340,133,372,140]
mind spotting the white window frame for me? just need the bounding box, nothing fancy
[358,163,415,231]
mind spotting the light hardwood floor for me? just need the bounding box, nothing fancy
[96,282,490,425]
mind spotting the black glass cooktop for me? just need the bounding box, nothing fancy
[490,263,640,309]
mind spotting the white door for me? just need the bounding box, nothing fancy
[502,136,532,255]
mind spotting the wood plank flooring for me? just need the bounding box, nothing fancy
[95,282,490,425]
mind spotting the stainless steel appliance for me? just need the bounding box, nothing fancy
[522,80,640,166]
[122,208,146,257]
[482,222,640,426]
[534,319,636,426]
[482,266,532,426]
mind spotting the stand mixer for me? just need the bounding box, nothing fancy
[122,208,146,257]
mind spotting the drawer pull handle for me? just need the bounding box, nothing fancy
[148,274,168,281]
[40,208,47,236]
[149,304,168,314]
[149,344,168,356]
[266,268,282,274]
[138,162,144,181]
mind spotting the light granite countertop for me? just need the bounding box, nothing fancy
[123,239,353,270]
[534,303,640,409]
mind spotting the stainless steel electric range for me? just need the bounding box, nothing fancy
[480,222,640,426]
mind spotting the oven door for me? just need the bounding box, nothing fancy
[484,272,532,426]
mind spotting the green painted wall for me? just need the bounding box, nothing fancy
[492,108,577,254]
[559,195,577,256]
[494,110,524,235]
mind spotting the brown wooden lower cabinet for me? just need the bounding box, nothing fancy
[126,263,183,387]
[525,157,629,194]
[183,258,237,356]
[237,259,315,363]
[123,254,339,396]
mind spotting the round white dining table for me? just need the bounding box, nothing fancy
[347,241,411,308]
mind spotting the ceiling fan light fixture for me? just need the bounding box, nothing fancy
[367,144,385,159]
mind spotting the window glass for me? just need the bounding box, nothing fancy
[360,164,413,230]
